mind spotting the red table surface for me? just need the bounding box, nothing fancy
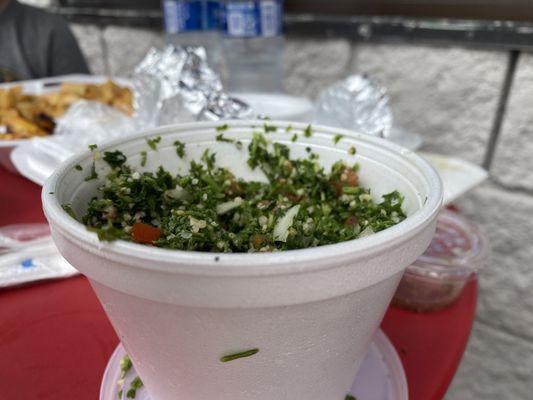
[0,166,477,400]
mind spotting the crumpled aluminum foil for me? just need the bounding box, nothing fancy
[28,45,253,168]
[134,45,252,123]
[314,75,392,138]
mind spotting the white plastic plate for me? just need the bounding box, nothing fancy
[100,330,408,400]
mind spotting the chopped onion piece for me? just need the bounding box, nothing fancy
[359,226,374,238]
[273,205,300,242]
[165,186,187,200]
[216,197,243,215]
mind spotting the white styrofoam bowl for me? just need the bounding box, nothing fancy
[42,120,442,400]
[233,92,314,122]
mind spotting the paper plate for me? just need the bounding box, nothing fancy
[419,152,488,205]
[100,330,408,400]
[0,74,130,173]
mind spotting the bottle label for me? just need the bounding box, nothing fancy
[163,0,220,33]
[204,1,221,30]
[222,1,283,37]
[259,1,282,37]
[162,0,181,34]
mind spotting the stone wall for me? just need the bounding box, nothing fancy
[70,25,533,399]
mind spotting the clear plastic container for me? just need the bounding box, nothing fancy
[393,209,487,312]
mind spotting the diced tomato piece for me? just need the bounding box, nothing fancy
[251,234,265,249]
[341,169,359,187]
[131,223,161,244]
[344,216,358,226]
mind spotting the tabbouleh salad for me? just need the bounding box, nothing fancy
[74,124,406,252]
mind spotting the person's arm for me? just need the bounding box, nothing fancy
[47,17,90,76]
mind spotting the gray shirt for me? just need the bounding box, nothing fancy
[0,0,89,83]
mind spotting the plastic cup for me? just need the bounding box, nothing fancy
[42,120,442,400]
[393,209,487,312]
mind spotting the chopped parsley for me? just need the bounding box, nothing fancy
[126,376,143,399]
[119,355,132,379]
[263,123,277,133]
[62,204,76,219]
[146,136,161,151]
[291,133,298,142]
[215,133,234,143]
[345,395,357,400]
[74,164,82,171]
[84,162,98,181]
[103,151,127,169]
[285,124,293,133]
[80,128,405,251]
[216,133,242,149]
[140,151,147,167]
[174,140,185,158]
[348,146,356,155]
[216,124,229,132]
[220,349,259,362]
[303,125,313,137]
[85,144,99,181]
[333,134,344,145]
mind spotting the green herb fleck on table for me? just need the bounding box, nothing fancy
[74,164,82,171]
[119,355,132,379]
[81,131,406,251]
[333,134,344,145]
[146,136,161,151]
[174,140,185,158]
[126,376,143,399]
[220,348,259,362]
[303,124,313,137]
[216,124,229,132]
[140,151,147,167]
[348,146,356,155]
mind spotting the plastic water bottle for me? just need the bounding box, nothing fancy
[220,0,284,93]
[162,0,221,67]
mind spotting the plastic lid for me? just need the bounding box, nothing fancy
[408,209,487,278]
